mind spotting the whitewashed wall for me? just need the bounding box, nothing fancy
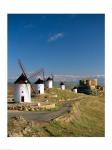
[73,88,77,93]
[14,84,31,103]
[61,85,65,90]
[36,84,44,94]
[46,80,53,88]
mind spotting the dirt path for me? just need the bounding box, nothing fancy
[8,96,85,122]
[8,104,72,122]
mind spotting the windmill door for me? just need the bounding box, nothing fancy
[21,96,24,102]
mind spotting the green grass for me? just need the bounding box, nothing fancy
[8,88,104,137]
[31,95,104,137]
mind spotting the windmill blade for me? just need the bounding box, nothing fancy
[24,78,37,95]
[25,84,37,96]
[18,59,30,82]
[31,85,37,95]
[28,68,44,79]
[18,59,28,77]
[25,80,37,95]
[18,59,44,80]
[18,59,31,83]
[18,59,37,95]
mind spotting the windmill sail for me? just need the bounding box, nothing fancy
[18,59,37,95]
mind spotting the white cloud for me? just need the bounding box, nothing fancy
[48,32,64,42]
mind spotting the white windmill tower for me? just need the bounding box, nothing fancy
[34,78,44,94]
[72,86,78,93]
[14,73,31,103]
[46,76,53,88]
[60,82,65,90]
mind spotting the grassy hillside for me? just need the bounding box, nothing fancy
[8,88,104,137]
[32,95,104,137]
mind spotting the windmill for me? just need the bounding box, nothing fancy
[45,73,54,89]
[18,59,44,96]
[60,81,65,90]
[14,73,31,103]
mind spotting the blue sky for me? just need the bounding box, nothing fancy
[8,14,104,78]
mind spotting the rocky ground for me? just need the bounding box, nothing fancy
[8,102,56,112]
[8,94,104,137]
[8,116,49,137]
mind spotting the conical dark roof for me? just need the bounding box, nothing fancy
[14,73,30,84]
[60,82,65,85]
[34,78,44,84]
[46,77,53,81]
